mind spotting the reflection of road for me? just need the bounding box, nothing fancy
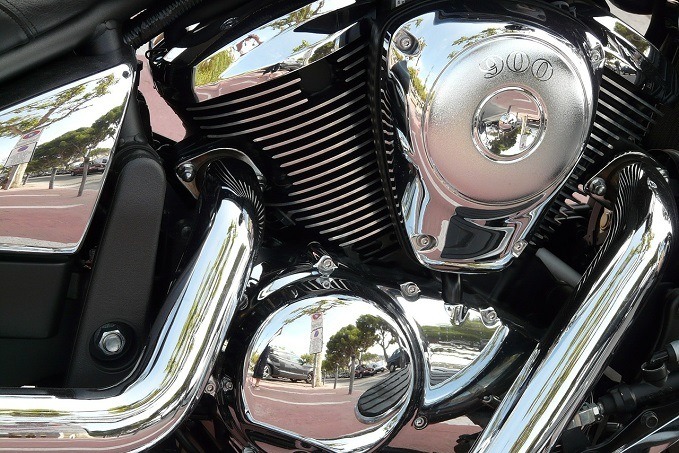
[246,372,479,451]
[0,174,102,247]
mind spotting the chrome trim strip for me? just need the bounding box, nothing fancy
[0,192,256,452]
[471,157,676,452]
[0,64,133,254]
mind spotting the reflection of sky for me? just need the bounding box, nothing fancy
[254,297,401,361]
[213,0,354,79]
[397,14,505,94]
[0,73,130,166]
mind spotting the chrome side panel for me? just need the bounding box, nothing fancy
[0,192,256,452]
[471,156,676,452]
[0,64,133,254]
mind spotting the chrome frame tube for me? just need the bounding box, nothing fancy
[0,192,256,452]
[471,159,676,452]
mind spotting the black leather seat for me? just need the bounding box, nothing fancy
[0,0,158,82]
[0,0,99,55]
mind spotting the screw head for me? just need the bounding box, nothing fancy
[415,235,436,251]
[400,282,420,298]
[98,330,125,356]
[587,177,606,196]
[511,240,528,257]
[413,416,427,429]
[177,163,196,183]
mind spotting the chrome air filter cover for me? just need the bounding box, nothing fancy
[380,4,600,271]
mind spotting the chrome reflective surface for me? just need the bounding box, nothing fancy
[244,293,413,450]
[222,258,533,450]
[471,156,676,452]
[192,0,357,102]
[0,190,256,452]
[0,64,132,253]
[381,4,598,270]
[473,87,545,161]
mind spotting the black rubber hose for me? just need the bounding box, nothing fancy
[123,0,203,49]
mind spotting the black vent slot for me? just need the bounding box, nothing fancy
[531,69,660,244]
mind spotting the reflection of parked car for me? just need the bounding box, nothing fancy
[387,348,409,372]
[263,348,313,383]
[71,162,105,176]
[370,362,387,373]
[355,364,375,378]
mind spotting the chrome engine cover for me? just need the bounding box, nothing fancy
[379,3,600,271]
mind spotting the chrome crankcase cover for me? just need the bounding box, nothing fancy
[380,3,599,271]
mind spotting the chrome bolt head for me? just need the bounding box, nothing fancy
[413,416,427,429]
[315,255,337,276]
[400,282,420,298]
[177,163,196,182]
[587,177,606,196]
[414,234,436,251]
[511,240,528,257]
[98,329,125,356]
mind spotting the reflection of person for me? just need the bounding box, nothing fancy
[252,344,271,389]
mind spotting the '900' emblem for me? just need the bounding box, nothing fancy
[479,52,554,82]
[479,56,504,79]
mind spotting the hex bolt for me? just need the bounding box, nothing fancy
[399,36,412,49]
[641,411,659,429]
[413,416,427,430]
[98,330,125,356]
[318,256,334,273]
[587,177,607,196]
[222,377,234,392]
[415,234,435,251]
[484,309,498,323]
[400,282,420,298]
[177,163,196,182]
[204,382,216,395]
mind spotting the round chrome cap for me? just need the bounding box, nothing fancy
[473,87,545,161]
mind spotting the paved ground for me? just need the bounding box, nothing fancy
[0,174,101,246]
[246,373,479,451]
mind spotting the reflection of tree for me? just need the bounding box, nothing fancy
[407,67,428,102]
[356,314,396,362]
[1,76,116,189]
[195,51,235,86]
[28,105,122,196]
[300,353,314,364]
[448,28,501,60]
[613,22,649,53]
[486,126,520,154]
[324,324,376,369]
[0,76,116,137]
[269,2,324,31]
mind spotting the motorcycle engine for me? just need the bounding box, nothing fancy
[148,1,677,449]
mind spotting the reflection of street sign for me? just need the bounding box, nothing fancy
[5,129,42,167]
[310,327,323,354]
[311,312,323,329]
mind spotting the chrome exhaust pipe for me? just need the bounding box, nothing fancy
[0,188,257,452]
[472,157,677,452]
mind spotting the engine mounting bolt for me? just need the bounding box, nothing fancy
[587,177,607,196]
[641,411,659,429]
[511,240,528,257]
[177,163,196,182]
[204,377,218,396]
[400,282,421,299]
[415,234,436,251]
[221,376,234,392]
[98,329,125,356]
[315,255,337,276]
[413,416,428,430]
